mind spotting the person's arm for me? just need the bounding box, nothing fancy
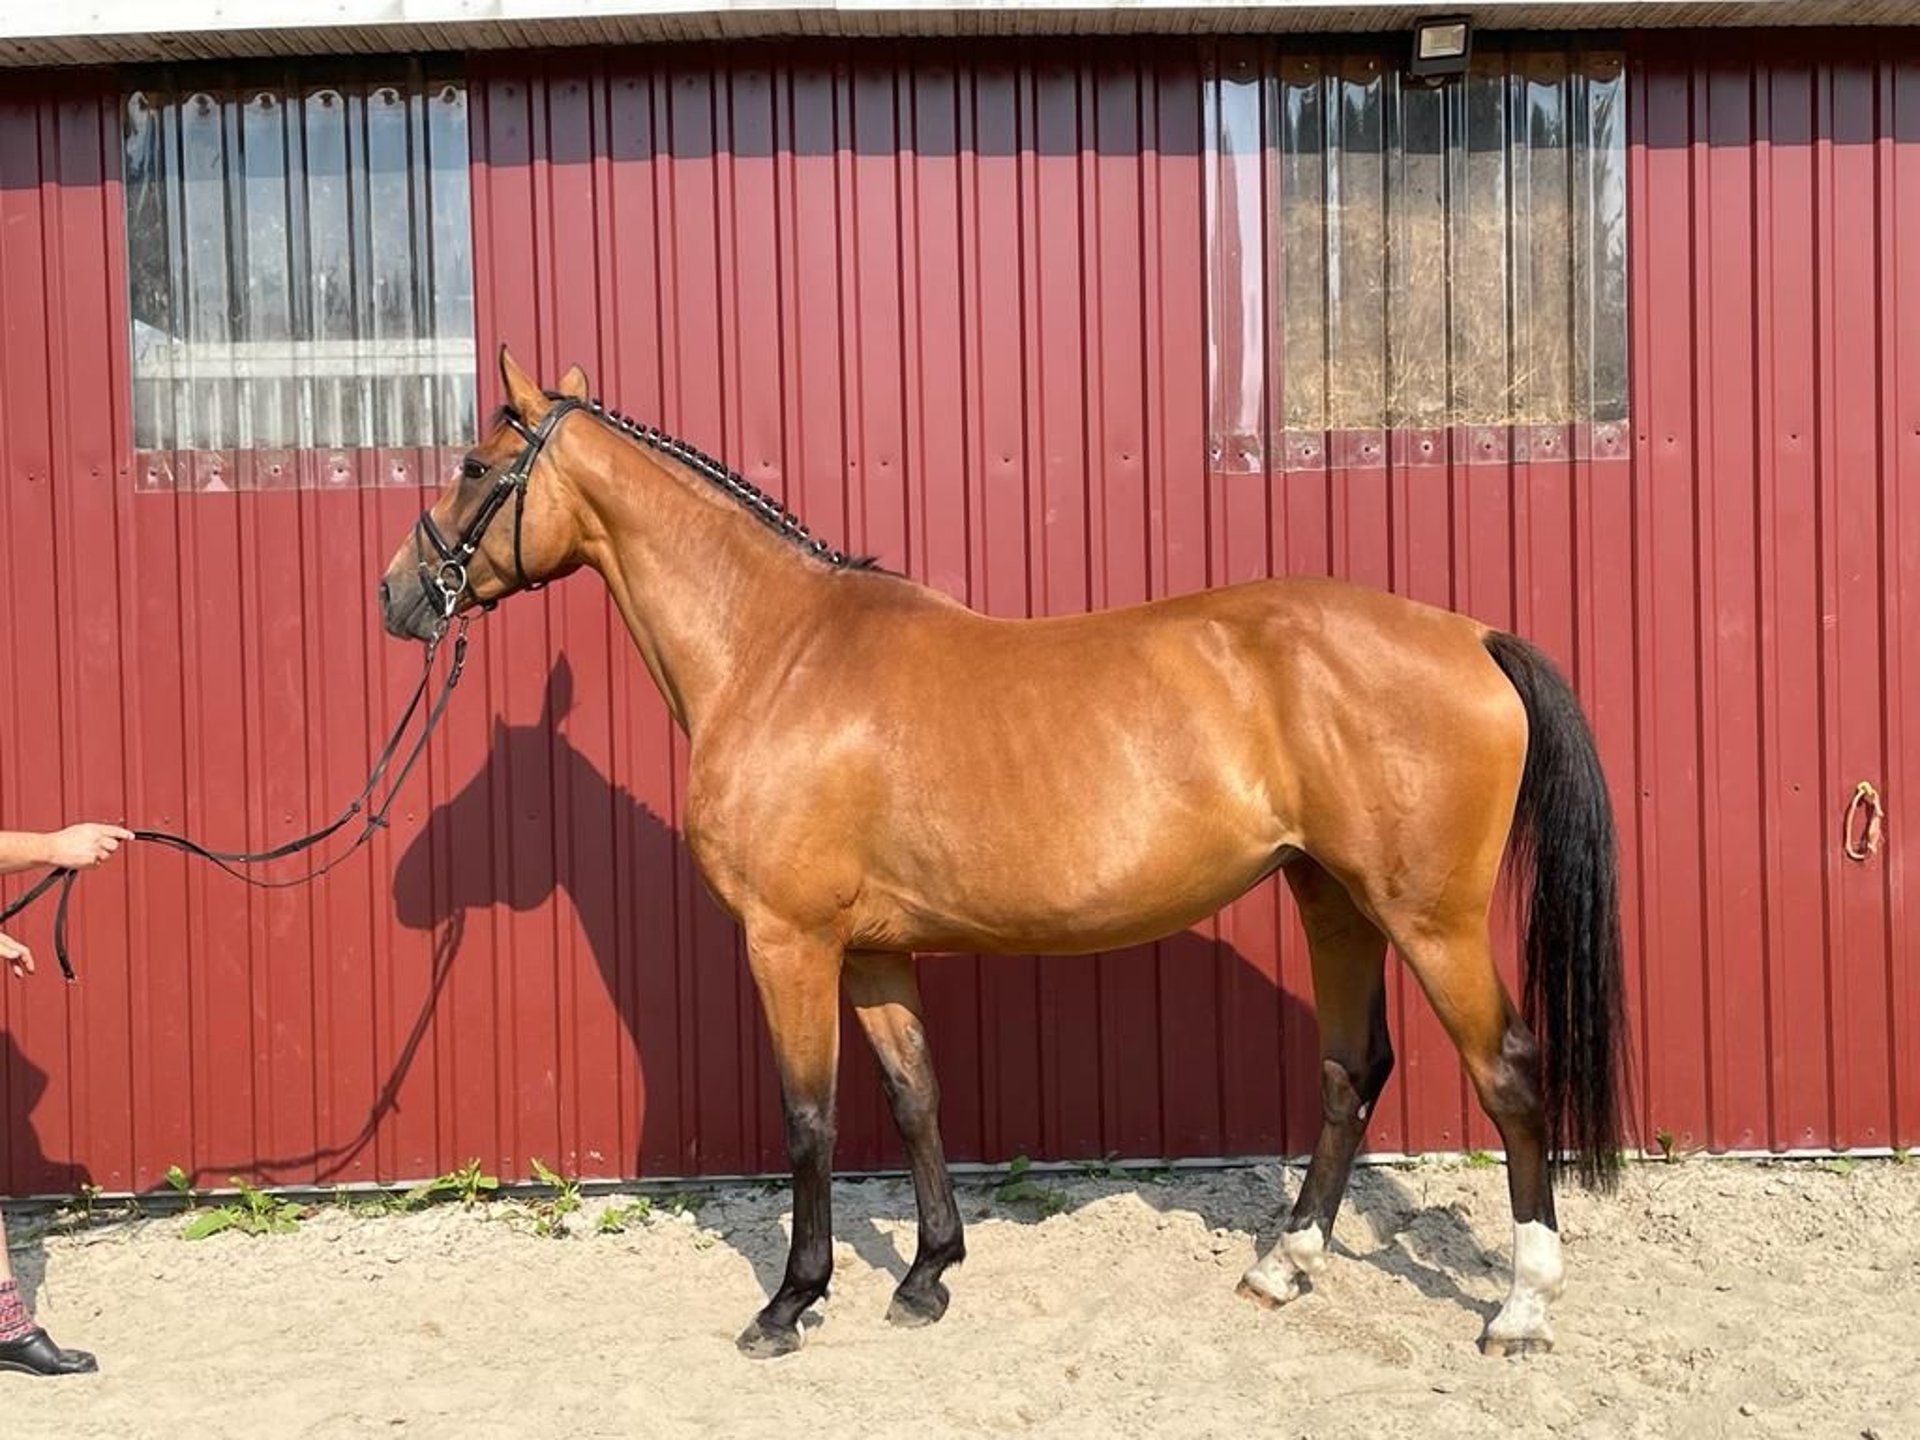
[0,831,55,875]
[0,824,135,877]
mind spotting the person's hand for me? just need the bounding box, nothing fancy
[1,929,32,978]
[42,823,135,870]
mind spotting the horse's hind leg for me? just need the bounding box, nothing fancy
[1239,859,1392,1308]
[1391,917,1562,1356]
[844,951,966,1327]
[736,926,843,1359]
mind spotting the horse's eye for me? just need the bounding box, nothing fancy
[461,457,488,482]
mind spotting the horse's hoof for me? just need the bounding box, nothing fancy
[1479,1334,1554,1358]
[1236,1278,1280,1310]
[1236,1269,1305,1309]
[736,1317,804,1359]
[886,1281,951,1328]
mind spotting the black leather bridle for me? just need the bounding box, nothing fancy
[412,395,581,631]
[1,402,584,983]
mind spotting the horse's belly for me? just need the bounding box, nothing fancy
[863,805,1289,956]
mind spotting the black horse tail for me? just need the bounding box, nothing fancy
[1482,632,1630,1192]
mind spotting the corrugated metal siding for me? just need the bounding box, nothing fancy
[1,33,1914,1195]
[1627,32,1916,1155]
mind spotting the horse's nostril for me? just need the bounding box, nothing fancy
[378,578,392,608]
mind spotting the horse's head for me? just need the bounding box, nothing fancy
[378,345,594,642]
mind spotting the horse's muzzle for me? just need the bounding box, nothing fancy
[377,575,438,642]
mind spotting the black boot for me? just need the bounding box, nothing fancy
[0,1327,98,1376]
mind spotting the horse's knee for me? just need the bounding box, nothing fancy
[784,1099,836,1168]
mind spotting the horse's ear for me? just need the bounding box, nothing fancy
[498,344,546,419]
[556,364,591,401]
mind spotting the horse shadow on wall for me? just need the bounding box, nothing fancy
[390,656,1495,1325]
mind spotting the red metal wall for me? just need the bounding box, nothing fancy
[1627,34,1917,1155]
[0,33,1913,1195]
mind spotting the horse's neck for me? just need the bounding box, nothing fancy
[579,449,827,737]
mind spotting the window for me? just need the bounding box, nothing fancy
[123,63,476,469]
[1205,43,1627,471]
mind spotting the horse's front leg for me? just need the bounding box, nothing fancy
[736,926,844,1359]
[844,950,965,1326]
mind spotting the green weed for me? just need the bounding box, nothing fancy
[596,1197,654,1235]
[527,1158,582,1238]
[403,1158,501,1212]
[182,1177,305,1240]
[995,1155,1069,1218]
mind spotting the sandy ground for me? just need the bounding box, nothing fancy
[3,1157,1915,1439]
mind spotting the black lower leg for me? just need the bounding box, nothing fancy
[883,1068,965,1326]
[844,954,966,1328]
[740,1096,836,1354]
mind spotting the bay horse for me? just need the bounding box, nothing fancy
[378,348,1627,1359]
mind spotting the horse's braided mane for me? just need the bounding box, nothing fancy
[570,395,883,572]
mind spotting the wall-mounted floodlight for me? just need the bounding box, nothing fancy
[1409,16,1473,80]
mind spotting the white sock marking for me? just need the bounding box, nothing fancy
[1485,1219,1564,1348]
[1240,1222,1327,1305]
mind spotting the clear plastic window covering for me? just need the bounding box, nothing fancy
[1205,44,1627,471]
[124,64,476,456]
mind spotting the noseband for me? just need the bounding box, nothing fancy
[414,394,583,628]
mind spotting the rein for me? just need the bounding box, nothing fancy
[3,395,592,983]
[0,620,471,984]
